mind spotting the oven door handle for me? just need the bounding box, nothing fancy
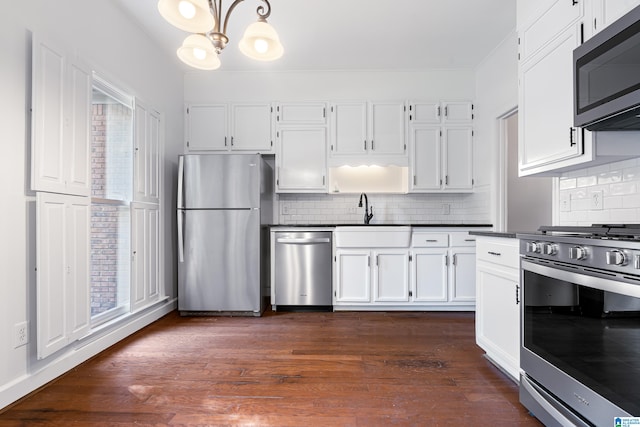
[522,258,640,299]
[520,375,592,427]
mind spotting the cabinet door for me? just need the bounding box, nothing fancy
[32,35,65,193]
[408,102,441,124]
[276,102,327,125]
[131,204,147,312]
[65,59,92,196]
[331,102,367,155]
[369,101,406,156]
[443,127,473,190]
[412,249,448,302]
[476,262,520,380]
[373,250,409,302]
[450,248,476,302]
[134,102,161,203]
[442,102,473,123]
[146,205,160,303]
[519,25,585,174]
[410,126,441,191]
[519,0,583,61]
[276,127,327,192]
[593,0,640,33]
[31,35,91,196]
[231,103,273,152]
[36,193,90,359]
[335,250,371,303]
[186,104,228,151]
[147,110,160,202]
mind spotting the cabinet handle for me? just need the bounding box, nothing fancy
[322,176,325,185]
[376,255,379,266]
[444,106,448,117]
[231,136,234,146]
[364,140,367,150]
[445,175,449,186]
[452,254,457,266]
[444,254,449,266]
[569,127,576,146]
[488,251,501,256]
[371,140,375,151]
[413,175,417,186]
[437,106,441,117]
[516,284,521,305]
[464,239,475,242]
[368,255,371,267]
[224,136,227,146]
[425,239,439,242]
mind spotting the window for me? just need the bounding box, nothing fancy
[90,75,134,325]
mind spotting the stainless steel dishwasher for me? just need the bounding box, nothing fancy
[273,231,332,310]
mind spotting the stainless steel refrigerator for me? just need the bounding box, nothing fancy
[177,154,273,316]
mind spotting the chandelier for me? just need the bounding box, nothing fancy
[157,0,284,70]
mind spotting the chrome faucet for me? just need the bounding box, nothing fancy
[358,193,374,224]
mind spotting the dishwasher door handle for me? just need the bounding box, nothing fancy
[276,238,331,244]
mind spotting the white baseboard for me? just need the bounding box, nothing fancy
[0,298,177,411]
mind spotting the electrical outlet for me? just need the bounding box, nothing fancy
[590,190,604,210]
[560,193,571,212]
[442,204,450,215]
[14,321,28,348]
[281,203,290,215]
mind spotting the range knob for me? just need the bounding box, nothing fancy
[527,242,542,253]
[606,250,627,266]
[569,246,587,260]
[542,243,558,256]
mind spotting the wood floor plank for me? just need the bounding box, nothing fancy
[0,310,542,426]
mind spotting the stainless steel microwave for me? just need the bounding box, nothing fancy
[574,5,640,130]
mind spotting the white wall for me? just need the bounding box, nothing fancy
[473,31,519,230]
[0,0,183,409]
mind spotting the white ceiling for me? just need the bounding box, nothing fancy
[114,0,516,72]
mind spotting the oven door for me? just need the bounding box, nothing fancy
[521,258,640,426]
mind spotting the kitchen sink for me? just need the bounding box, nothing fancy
[334,226,411,247]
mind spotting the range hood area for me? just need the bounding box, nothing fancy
[328,165,409,194]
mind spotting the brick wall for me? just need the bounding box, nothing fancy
[90,104,132,316]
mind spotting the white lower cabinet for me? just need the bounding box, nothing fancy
[373,250,410,302]
[334,228,481,310]
[335,249,371,303]
[475,236,520,381]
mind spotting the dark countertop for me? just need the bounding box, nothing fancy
[469,230,519,238]
[271,224,493,228]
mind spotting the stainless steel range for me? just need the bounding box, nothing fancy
[518,225,640,427]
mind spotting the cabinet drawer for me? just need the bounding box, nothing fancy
[450,232,477,247]
[411,233,448,247]
[476,238,519,268]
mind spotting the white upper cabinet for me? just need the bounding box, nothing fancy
[517,0,595,176]
[275,102,327,125]
[330,101,407,164]
[591,0,640,35]
[274,102,328,193]
[186,103,273,153]
[32,34,91,197]
[134,101,161,203]
[230,103,273,151]
[409,101,473,193]
[276,126,327,193]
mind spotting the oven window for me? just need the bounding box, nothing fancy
[523,270,640,415]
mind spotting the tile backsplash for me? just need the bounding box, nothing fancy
[558,158,640,225]
[277,187,490,225]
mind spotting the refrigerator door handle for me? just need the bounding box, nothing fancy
[177,155,184,209]
[177,209,185,263]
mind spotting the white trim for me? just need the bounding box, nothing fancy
[0,298,176,411]
[496,106,518,232]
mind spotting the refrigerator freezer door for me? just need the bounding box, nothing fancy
[178,208,261,313]
[181,154,261,209]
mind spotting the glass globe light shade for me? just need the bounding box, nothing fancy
[157,0,215,33]
[238,20,284,61]
[177,34,221,70]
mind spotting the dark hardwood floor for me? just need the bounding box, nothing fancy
[0,309,542,426]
